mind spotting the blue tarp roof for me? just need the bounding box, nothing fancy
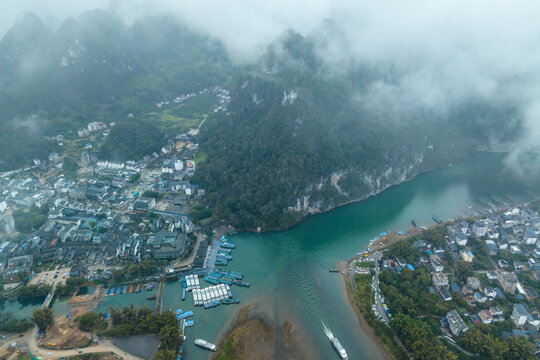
[407,264,415,271]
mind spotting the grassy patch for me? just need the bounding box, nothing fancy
[13,205,48,233]
[215,338,235,360]
[194,151,207,165]
[355,261,375,268]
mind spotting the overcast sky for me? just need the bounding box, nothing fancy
[2,0,540,165]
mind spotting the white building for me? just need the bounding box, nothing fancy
[523,228,537,245]
[512,303,529,326]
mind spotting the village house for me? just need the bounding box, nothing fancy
[433,273,449,288]
[447,310,468,336]
[498,272,519,293]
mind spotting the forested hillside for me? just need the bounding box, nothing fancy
[0,11,233,169]
[197,29,520,230]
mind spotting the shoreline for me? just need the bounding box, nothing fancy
[339,199,528,360]
[340,270,395,360]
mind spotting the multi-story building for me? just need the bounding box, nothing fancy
[447,310,468,336]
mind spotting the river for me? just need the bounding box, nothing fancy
[8,152,540,359]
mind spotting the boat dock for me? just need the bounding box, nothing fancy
[156,279,165,313]
[192,283,233,308]
[104,282,148,296]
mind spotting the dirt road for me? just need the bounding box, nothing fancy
[28,327,143,360]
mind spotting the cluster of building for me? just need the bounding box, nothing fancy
[380,205,540,349]
[0,126,212,283]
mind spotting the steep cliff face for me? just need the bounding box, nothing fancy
[289,150,431,215]
[197,30,514,230]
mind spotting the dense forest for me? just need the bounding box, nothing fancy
[197,30,520,230]
[99,121,164,161]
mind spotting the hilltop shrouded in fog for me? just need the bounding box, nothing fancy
[0,2,539,228]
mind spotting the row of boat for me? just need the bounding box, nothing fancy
[105,282,153,296]
[182,275,200,291]
[192,284,232,306]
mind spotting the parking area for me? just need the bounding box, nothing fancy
[29,267,71,286]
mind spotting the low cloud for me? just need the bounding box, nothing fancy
[2,1,540,168]
[9,114,49,134]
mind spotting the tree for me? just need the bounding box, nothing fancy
[455,261,473,282]
[505,336,535,360]
[154,349,176,360]
[31,307,53,330]
[159,324,180,350]
[78,312,103,332]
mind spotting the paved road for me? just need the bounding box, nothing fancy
[349,251,389,324]
[370,253,390,324]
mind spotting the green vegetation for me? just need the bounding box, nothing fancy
[355,261,375,268]
[352,275,407,359]
[142,191,162,199]
[31,307,54,331]
[197,31,518,231]
[13,205,49,233]
[77,312,105,332]
[392,314,457,360]
[0,12,232,171]
[110,259,164,283]
[129,173,141,184]
[55,277,86,298]
[190,205,212,222]
[15,284,52,299]
[215,339,235,360]
[458,324,536,360]
[64,353,118,360]
[105,306,182,359]
[99,121,164,161]
[0,312,33,332]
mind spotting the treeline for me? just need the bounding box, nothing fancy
[15,284,52,299]
[110,259,164,283]
[196,30,513,231]
[0,312,32,332]
[379,268,450,317]
[391,314,457,360]
[459,324,536,360]
[99,121,164,162]
[103,306,182,360]
[77,312,105,333]
[55,277,86,297]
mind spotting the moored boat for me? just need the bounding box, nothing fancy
[233,280,250,287]
[194,338,217,351]
[221,298,240,305]
[203,301,220,309]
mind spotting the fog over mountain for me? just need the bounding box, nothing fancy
[1,1,540,227]
[2,1,540,147]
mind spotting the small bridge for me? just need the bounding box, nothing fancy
[42,282,57,308]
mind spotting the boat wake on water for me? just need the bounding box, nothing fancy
[321,320,348,360]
